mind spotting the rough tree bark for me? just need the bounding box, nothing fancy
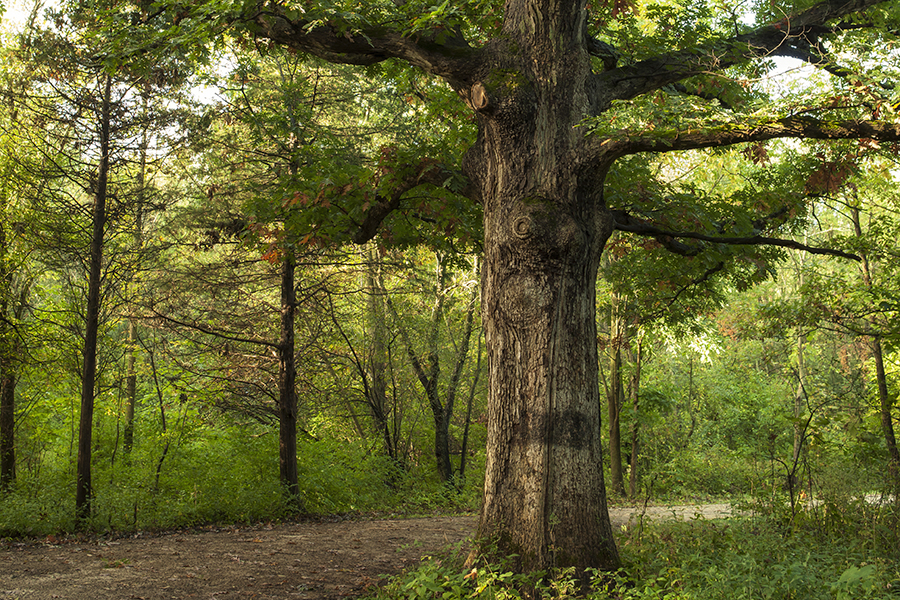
[248,0,900,573]
[458,4,622,572]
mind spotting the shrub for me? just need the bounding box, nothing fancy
[369,503,900,600]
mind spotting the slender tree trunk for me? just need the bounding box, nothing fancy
[433,396,453,484]
[278,250,301,507]
[607,298,626,497]
[0,51,23,494]
[388,253,457,484]
[0,225,15,492]
[790,330,805,490]
[871,339,900,493]
[628,333,643,499]
[791,251,806,480]
[331,258,404,472]
[443,275,479,486]
[277,60,307,508]
[0,354,15,492]
[365,251,395,461]
[146,341,169,492]
[426,256,452,484]
[123,319,137,454]
[76,74,112,525]
[792,346,804,467]
[686,356,697,441]
[124,110,147,455]
[850,207,900,494]
[459,332,483,485]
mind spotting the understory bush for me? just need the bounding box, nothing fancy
[0,419,472,537]
[617,510,899,600]
[649,445,755,500]
[370,501,900,600]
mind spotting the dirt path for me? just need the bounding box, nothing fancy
[0,505,736,600]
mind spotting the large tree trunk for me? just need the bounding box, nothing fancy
[477,214,617,572]
[467,2,620,572]
[76,74,112,525]
[278,250,301,508]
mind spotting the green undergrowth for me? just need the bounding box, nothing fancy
[0,421,482,538]
[369,501,900,600]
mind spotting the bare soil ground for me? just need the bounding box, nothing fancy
[0,504,735,600]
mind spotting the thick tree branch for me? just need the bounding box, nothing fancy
[587,36,619,71]
[249,4,478,85]
[604,116,900,157]
[611,209,861,260]
[595,0,894,103]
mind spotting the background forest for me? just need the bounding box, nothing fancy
[1,0,899,597]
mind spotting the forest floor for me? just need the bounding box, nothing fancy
[0,504,734,600]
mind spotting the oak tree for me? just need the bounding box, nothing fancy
[144,0,900,573]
